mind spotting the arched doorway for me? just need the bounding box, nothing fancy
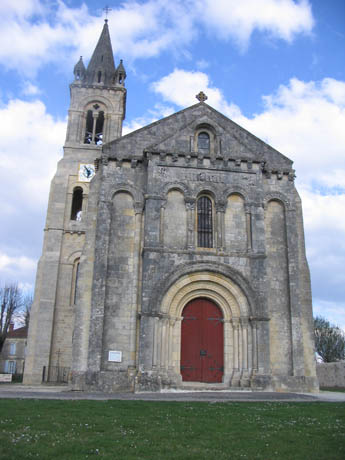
[181,298,224,383]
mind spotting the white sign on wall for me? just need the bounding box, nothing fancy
[108,351,122,362]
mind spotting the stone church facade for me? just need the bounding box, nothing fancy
[24,21,318,392]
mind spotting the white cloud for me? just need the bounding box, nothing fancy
[196,0,314,49]
[0,98,66,286]
[0,251,37,291]
[0,0,44,18]
[21,81,42,96]
[313,300,345,332]
[0,253,36,273]
[123,103,175,135]
[0,99,65,208]
[151,68,242,119]
[239,78,345,189]
[0,0,315,76]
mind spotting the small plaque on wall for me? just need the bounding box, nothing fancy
[108,351,122,362]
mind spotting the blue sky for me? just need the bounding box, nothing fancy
[0,0,344,329]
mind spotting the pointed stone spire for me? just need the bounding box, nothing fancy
[84,20,116,86]
[115,59,127,86]
[73,56,86,81]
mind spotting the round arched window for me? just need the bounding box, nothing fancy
[198,132,210,153]
[197,196,213,248]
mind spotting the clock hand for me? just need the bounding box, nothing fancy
[84,165,91,178]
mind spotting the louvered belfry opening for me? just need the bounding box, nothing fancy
[197,196,213,248]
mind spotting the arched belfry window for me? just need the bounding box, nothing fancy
[197,196,213,248]
[71,187,83,221]
[84,103,105,145]
[198,132,210,154]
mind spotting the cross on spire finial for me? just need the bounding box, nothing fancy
[103,5,112,21]
[196,91,208,102]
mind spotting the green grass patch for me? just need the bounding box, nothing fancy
[320,387,345,393]
[0,399,344,459]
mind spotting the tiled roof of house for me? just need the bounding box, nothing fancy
[7,326,28,339]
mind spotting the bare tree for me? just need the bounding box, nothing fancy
[0,283,23,353]
[314,316,345,363]
[19,294,33,329]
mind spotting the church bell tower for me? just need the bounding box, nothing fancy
[24,21,126,384]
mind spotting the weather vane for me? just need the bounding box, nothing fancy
[103,5,112,21]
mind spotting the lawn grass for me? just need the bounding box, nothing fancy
[320,387,345,393]
[0,400,344,459]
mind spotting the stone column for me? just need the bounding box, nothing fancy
[185,197,195,249]
[91,111,99,143]
[241,318,249,371]
[223,319,232,385]
[216,200,227,251]
[251,319,258,371]
[251,202,266,253]
[285,207,305,376]
[231,318,241,386]
[103,113,111,143]
[173,318,183,375]
[168,317,176,372]
[232,318,239,370]
[245,204,252,252]
[129,204,143,365]
[159,202,166,247]
[152,316,159,368]
[160,316,169,371]
[143,195,164,248]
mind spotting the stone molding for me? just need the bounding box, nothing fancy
[263,191,292,210]
[148,261,257,319]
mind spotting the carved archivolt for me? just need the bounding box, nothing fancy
[152,262,256,316]
[160,271,250,319]
[109,183,144,212]
[194,183,221,201]
[264,191,291,210]
[80,95,115,112]
[224,185,249,203]
[162,181,191,198]
[66,250,83,264]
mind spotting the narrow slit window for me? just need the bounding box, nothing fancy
[97,71,102,83]
[197,196,213,248]
[198,132,210,153]
[71,187,83,221]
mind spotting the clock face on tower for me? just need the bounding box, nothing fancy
[78,164,95,182]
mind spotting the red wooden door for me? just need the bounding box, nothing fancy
[181,298,224,383]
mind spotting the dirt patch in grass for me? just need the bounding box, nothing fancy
[0,400,344,459]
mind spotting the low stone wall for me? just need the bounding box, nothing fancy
[316,361,345,389]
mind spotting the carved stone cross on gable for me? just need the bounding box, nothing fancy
[196,91,208,102]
